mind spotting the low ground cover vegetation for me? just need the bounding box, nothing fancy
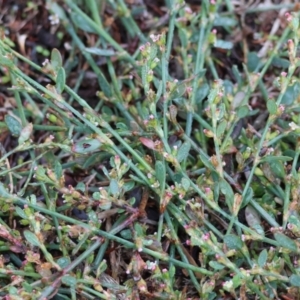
[0,1,300,299]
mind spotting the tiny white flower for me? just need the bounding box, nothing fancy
[289,122,300,131]
[49,14,60,25]
[42,59,49,66]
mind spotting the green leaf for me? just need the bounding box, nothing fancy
[76,182,85,192]
[0,54,14,68]
[5,114,22,136]
[232,65,242,85]
[88,211,98,224]
[29,194,37,205]
[70,13,97,33]
[245,205,261,228]
[291,15,299,31]
[99,199,112,210]
[102,106,113,117]
[170,82,186,99]
[97,71,112,98]
[178,27,188,48]
[15,207,28,220]
[208,293,217,300]
[176,141,191,163]
[54,160,62,181]
[261,156,292,163]
[274,233,297,252]
[223,80,234,95]
[216,120,227,137]
[134,223,144,236]
[85,48,116,56]
[224,234,243,250]
[213,16,237,27]
[271,57,290,69]
[209,261,225,270]
[288,215,300,226]
[289,274,300,287]
[214,40,233,50]
[251,223,265,236]
[24,230,41,247]
[56,67,66,94]
[237,105,249,118]
[116,122,128,130]
[93,192,100,200]
[48,2,67,21]
[97,259,107,274]
[122,181,135,192]
[181,178,190,191]
[196,83,209,104]
[57,257,70,268]
[155,161,165,190]
[241,187,253,207]
[220,179,234,211]
[282,83,300,106]
[109,179,119,196]
[269,161,286,180]
[199,152,214,170]
[120,229,132,240]
[8,286,18,295]
[141,64,148,90]
[169,265,176,279]
[22,282,33,293]
[149,44,158,61]
[51,48,62,70]
[61,275,77,287]
[155,80,163,103]
[247,52,261,72]
[72,139,102,154]
[266,99,277,115]
[232,274,242,288]
[257,249,268,267]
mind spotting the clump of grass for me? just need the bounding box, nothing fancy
[0,0,300,299]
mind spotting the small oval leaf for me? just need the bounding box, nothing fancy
[257,249,268,267]
[216,120,227,137]
[213,16,237,27]
[274,232,297,252]
[5,114,22,136]
[109,179,119,196]
[61,275,77,287]
[51,48,62,70]
[267,99,277,115]
[177,141,191,163]
[155,161,165,190]
[214,40,233,50]
[237,105,249,118]
[57,257,71,268]
[24,230,41,247]
[85,48,116,56]
[72,139,102,154]
[15,207,28,220]
[181,178,190,191]
[209,261,225,270]
[56,67,66,94]
[290,274,300,287]
[120,229,132,240]
[224,234,243,250]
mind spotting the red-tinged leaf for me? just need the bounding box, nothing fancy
[139,137,155,150]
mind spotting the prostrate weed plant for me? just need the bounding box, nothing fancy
[0,0,300,299]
